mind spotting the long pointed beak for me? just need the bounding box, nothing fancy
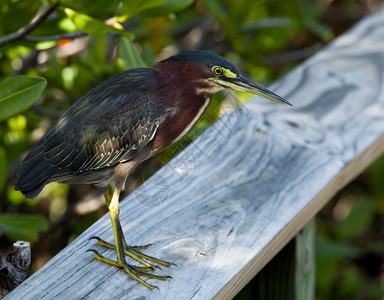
[231,74,292,106]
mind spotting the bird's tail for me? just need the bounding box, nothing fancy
[15,181,46,199]
[14,146,53,199]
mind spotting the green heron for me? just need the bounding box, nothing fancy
[14,50,291,289]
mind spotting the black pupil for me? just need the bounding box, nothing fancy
[215,68,222,74]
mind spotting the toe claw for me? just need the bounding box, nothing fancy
[89,236,102,241]
[129,243,152,250]
[86,249,100,255]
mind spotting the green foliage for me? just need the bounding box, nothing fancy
[0,214,48,242]
[60,0,117,19]
[335,198,374,240]
[140,0,195,17]
[316,193,384,299]
[0,0,42,35]
[0,74,46,242]
[0,146,6,194]
[118,37,148,68]
[118,0,164,21]
[0,76,46,121]
[64,8,134,39]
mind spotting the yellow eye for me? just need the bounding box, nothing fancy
[213,67,224,76]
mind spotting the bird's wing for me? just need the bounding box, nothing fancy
[67,93,159,174]
[15,68,160,197]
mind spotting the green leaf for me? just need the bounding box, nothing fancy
[0,214,48,242]
[140,0,195,17]
[201,0,226,23]
[300,3,333,42]
[0,147,6,195]
[64,8,134,39]
[141,42,155,66]
[60,0,116,20]
[302,17,333,42]
[336,198,374,240]
[0,0,41,35]
[317,237,359,259]
[82,35,106,76]
[118,0,164,21]
[118,37,147,69]
[0,75,47,122]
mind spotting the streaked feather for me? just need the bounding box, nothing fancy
[15,68,160,198]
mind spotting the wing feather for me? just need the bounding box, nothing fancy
[15,68,160,198]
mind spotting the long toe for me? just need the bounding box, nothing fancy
[90,237,171,269]
[127,247,172,267]
[88,240,172,290]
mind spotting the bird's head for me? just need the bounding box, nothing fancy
[159,50,291,106]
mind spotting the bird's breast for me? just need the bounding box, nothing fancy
[170,96,210,144]
[150,96,211,152]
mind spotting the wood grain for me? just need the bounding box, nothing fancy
[6,7,384,300]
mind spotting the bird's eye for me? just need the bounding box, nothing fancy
[213,67,224,76]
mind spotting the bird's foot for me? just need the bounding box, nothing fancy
[87,249,171,290]
[88,236,172,290]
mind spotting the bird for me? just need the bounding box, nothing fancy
[14,50,291,289]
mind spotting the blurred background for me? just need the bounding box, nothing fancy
[0,0,383,299]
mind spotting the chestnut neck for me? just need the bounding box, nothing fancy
[153,61,215,102]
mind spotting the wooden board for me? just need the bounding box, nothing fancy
[6,7,384,300]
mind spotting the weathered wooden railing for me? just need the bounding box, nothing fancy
[6,7,384,299]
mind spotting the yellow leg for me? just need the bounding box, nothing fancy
[88,184,171,290]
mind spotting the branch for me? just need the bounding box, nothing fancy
[0,241,31,297]
[0,3,59,47]
[24,31,88,42]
